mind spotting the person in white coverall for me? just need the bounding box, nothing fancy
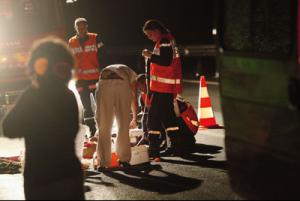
[95,64,138,170]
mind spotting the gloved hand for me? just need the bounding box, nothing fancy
[142,49,152,59]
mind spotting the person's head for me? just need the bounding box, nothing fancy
[143,19,169,42]
[74,17,88,38]
[28,37,74,88]
[136,74,149,93]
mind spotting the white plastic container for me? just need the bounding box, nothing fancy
[129,128,144,146]
[129,128,144,138]
[130,145,149,165]
[75,124,89,160]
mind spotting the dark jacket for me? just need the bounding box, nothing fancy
[146,38,173,76]
[3,83,82,184]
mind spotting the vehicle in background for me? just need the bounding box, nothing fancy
[0,0,66,114]
[217,0,300,199]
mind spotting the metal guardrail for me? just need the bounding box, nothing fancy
[0,90,23,122]
[0,90,23,106]
[106,44,217,57]
[179,45,217,57]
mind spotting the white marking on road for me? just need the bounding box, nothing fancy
[199,131,225,139]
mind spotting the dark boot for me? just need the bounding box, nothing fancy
[167,131,185,156]
[180,131,196,154]
[148,134,161,158]
[85,118,97,137]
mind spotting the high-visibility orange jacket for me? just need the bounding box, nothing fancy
[150,34,182,94]
[69,33,100,80]
[178,100,199,135]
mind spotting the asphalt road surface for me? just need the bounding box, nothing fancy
[0,81,244,200]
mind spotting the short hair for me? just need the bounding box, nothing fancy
[143,19,169,34]
[74,17,88,27]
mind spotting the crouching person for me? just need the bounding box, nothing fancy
[95,64,138,170]
[2,38,85,200]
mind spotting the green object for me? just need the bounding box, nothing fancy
[218,0,300,199]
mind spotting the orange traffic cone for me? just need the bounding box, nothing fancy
[92,152,119,170]
[198,76,223,129]
[109,152,119,168]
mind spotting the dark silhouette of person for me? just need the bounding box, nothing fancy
[2,38,85,200]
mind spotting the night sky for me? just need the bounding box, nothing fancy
[64,0,216,46]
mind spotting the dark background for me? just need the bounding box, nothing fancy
[63,0,217,78]
[64,0,215,45]
[221,0,294,58]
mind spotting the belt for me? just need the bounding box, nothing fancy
[100,72,123,80]
[100,77,123,80]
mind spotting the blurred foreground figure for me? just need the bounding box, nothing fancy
[3,38,85,200]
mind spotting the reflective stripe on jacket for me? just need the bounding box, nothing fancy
[150,34,182,94]
[69,33,100,80]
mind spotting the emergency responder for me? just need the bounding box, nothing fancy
[142,19,183,160]
[137,74,197,157]
[95,64,138,170]
[68,17,106,138]
[136,74,167,152]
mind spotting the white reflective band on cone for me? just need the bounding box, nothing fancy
[200,108,214,118]
[200,87,209,98]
